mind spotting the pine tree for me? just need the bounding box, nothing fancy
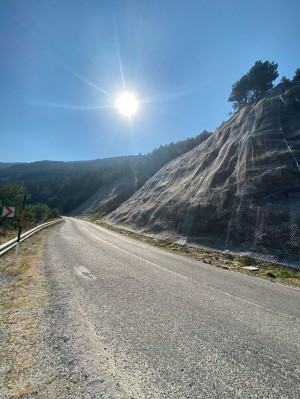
[293,68,300,81]
[229,60,278,111]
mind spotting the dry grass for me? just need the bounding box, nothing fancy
[9,382,32,399]
[0,233,47,398]
[0,228,17,245]
[96,220,300,287]
[0,223,80,399]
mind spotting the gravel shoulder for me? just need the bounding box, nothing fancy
[0,225,80,399]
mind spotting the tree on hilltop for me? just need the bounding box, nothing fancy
[281,76,290,84]
[247,61,279,98]
[228,75,252,111]
[293,68,300,81]
[229,60,278,111]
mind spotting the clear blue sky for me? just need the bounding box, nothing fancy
[1,0,299,162]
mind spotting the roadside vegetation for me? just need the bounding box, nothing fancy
[0,183,60,244]
[0,232,47,398]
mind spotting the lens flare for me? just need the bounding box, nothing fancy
[116,92,138,117]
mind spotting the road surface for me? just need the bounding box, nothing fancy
[43,217,300,398]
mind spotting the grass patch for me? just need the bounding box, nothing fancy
[259,263,300,284]
[236,255,253,266]
[0,302,15,312]
[0,229,17,245]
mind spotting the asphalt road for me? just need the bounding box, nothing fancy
[43,217,300,398]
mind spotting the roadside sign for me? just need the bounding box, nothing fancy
[2,206,15,218]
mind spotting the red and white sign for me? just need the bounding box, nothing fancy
[2,206,15,218]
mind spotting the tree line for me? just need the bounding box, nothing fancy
[229,61,300,111]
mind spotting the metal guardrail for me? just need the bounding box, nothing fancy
[0,219,62,256]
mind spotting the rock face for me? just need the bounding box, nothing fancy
[106,83,300,266]
[70,177,137,217]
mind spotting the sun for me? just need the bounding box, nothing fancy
[116,92,138,117]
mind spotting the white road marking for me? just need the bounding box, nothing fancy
[60,235,76,240]
[81,226,270,309]
[74,265,97,280]
[77,221,299,321]
[81,226,189,280]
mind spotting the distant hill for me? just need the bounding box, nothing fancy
[0,162,18,170]
[0,131,211,214]
[106,82,300,267]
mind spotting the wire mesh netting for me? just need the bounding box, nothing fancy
[106,83,300,269]
[224,192,300,268]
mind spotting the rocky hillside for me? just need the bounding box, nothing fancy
[106,82,300,266]
[69,132,211,217]
[70,177,137,218]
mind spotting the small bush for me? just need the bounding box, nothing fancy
[237,255,253,265]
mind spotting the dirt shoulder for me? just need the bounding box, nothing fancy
[0,227,78,399]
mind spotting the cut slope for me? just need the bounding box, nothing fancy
[106,83,300,266]
[70,177,136,217]
[69,132,211,217]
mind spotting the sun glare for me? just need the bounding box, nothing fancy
[116,92,138,117]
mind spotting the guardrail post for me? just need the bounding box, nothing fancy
[15,194,27,259]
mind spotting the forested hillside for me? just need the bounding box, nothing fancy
[0,131,211,214]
